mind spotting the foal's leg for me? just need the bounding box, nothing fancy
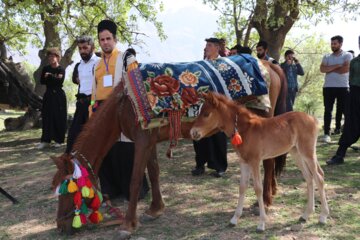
[291,149,315,222]
[262,159,275,206]
[230,162,251,226]
[251,161,267,232]
[144,146,165,219]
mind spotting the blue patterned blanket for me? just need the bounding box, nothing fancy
[125,54,268,126]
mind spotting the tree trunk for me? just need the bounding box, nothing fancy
[0,41,7,60]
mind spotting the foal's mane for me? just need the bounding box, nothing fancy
[72,83,125,174]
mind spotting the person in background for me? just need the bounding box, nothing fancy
[219,38,230,57]
[92,19,149,220]
[37,48,67,149]
[191,37,228,178]
[280,50,304,111]
[348,50,355,58]
[65,36,100,154]
[256,40,279,64]
[320,35,353,143]
[327,36,360,165]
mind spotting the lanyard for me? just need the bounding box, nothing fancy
[103,56,110,73]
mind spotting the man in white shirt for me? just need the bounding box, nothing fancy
[65,36,100,153]
[320,35,353,143]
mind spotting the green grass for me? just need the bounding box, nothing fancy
[0,127,359,240]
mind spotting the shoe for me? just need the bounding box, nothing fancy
[211,170,225,178]
[37,142,49,149]
[191,167,205,176]
[332,129,341,135]
[322,134,331,143]
[53,143,62,148]
[326,155,344,165]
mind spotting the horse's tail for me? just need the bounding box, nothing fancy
[269,63,288,176]
[274,154,287,177]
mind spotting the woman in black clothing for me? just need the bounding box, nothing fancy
[37,48,67,149]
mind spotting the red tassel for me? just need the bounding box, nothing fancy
[85,178,92,188]
[89,211,100,224]
[231,131,243,146]
[90,194,101,210]
[80,166,89,178]
[80,213,87,224]
[73,191,82,208]
[77,176,86,188]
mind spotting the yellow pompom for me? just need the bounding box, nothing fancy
[81,186,90,198]
[88,187,95,198]
[68,179,78,193]
[97,211,103,222]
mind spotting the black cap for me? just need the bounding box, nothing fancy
[205,37,221,43]
[97,19,117,36]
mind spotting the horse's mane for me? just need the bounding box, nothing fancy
[72,83,125,174]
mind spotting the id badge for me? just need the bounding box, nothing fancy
[103,74,113,87]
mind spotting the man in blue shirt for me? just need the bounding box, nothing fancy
[280,50,304,111]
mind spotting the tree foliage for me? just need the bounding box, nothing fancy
[1,0,165,94]
[203,0,360,60]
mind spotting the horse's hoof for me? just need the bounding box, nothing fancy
[298,216,307,223]
[256,227,265,233]
[256,223,265,233]
[116,230,132,240]
[140,213,158,223]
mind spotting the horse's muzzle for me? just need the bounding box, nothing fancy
[190,128,202,141]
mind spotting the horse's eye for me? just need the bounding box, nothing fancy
[203,112,210,117]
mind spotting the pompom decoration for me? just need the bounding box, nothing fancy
[88,187,95,199]
[231,131,243,146]
[97,211,103,222]
[90,194,101,210]
[96,190,103,203]
[74,191,82,208]
[73,162,82,179]
[85,178,92,188]
[80,166,89,178]
[72,210,82,228]
[54,185,60,196]
[77,176,86,188]
[81,186,90,198]
[89,211,100,224]
[80,201,89,214]
[59,180,68,195]
[80,213,87,224]
[68,179,78,193]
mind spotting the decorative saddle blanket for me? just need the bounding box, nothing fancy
[125,54,268,128]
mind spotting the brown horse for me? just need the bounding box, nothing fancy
[190,92,329,232]
[51,60,286,236]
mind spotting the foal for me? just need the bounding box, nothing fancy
[190,92,329,232]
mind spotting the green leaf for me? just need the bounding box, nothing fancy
[197,86,209,94]
[144,81,151,92]
[194,71,202,77]
[164,67,173,76]
[147,71,156,78]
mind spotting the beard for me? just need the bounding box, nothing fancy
[331,46,340,53]
[257,52,265,59]
[81,53,92,61]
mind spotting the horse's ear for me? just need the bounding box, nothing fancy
[204,91,219,107]
[51,153,70,170]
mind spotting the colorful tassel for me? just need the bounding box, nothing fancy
[89,211,100,224]
[80,213,87,224]
[97,211,103,222]
[80,166,89,178]
[90,194,101,210]
[54,185,60,196]
[76,176,86,188]
[97,190,103,203]
[88,187,95,199]
[85,178,92,188]
[74,191,82,208]
[68,179,78,193]
[59,180,68,195]
[231,131,243,146]
[73,162,82,179]
[81,186,90,198]
[72,210,82,228]
[80,200,89,214]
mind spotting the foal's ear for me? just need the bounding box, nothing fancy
[203,91,219,107]
[51,153,69,170]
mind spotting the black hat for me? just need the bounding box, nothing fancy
[205,37,221,44]
[97,19,117,36]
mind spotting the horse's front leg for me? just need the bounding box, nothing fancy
[230,162,250,226]
[120,138,153,235]
[252,161,267,232]
[143,145,165,219]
